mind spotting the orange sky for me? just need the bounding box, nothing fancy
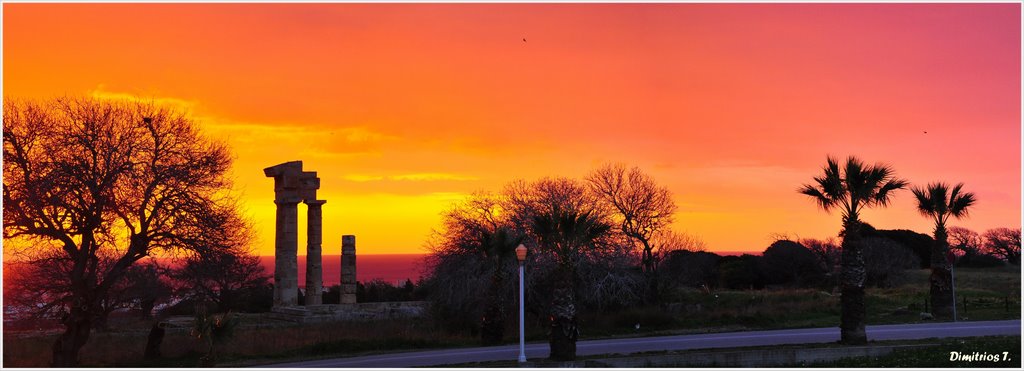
[4,3,1021,256]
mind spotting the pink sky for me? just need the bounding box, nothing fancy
[4,3,1020,255]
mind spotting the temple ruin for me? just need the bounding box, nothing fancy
[264,161,420,322]
[264,161,357,307]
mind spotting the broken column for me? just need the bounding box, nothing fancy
[305,200,326,305]
[341,235,357,304]
[273,200,299,306]
[264,161,304,307]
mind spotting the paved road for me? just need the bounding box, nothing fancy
[257,319,1020,368]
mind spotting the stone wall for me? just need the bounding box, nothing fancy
[268,301,428,323]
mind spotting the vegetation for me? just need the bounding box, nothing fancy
[586,163,677,303]
[2,97,248,366]
[982,228,1022,265]
[800,336,1020,368]
[912,182,977,319]
[799,155,908,344]
[3,99,1017,367]
[3,266,1018,367]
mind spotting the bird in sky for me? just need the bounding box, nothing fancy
[924,131,928,134]
[523,38,527,42]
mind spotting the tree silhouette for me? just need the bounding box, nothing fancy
[799,156,907,344]
[983,227,1021,265]
[911,182,976,319]
[946,226,983,257]
[170,244,271,313]
[514,177,612,361]
[586,164,676,303]
[3,97,244,366]
[433,192,523,345]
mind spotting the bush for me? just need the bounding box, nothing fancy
[660,250,721,290]
[717,254,765,290]
[862,237,920,288]
[956,253,1006,268]
[862,224,933,269]
[762,240,826,288]
[357,279,421,303]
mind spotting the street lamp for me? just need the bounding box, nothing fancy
[516,244,528,363]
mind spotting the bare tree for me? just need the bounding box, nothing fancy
[800,237,841,276]
[947,226,983,256]
[654,230,707,256]
[3,97,243,366]
[983,228,1021,265]
[424,191,523,345]
[586,164,676,303]
[170,242,271,313]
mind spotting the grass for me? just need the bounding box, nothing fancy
[4,266,1019,367]
[798,336,1021,368]
[580,266,1019,338]
[438,336,1020,368]
[2,316,477,367]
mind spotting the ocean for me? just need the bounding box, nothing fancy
[258,254,429,287]
[256,251,756,287]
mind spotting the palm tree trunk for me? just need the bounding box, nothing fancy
[839,221,867,345]
[481,264,507,346]
[930,228,954,319]
[549,266,578,361]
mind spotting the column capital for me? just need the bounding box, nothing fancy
[305,199,327,206]
[274,199,302,206]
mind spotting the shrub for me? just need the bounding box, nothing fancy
[762,240,826,288]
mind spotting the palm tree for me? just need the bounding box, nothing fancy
[912,182,976,319]
[532,205,612,361]
[441,193,525,346]
[799,156,907,344]
[478,226,524,345]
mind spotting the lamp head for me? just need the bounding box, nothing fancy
[515,244,527,262]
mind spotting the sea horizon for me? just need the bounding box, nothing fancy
[260,250,759,288]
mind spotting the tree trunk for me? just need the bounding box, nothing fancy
[480,265,507,346]
[930,228,954,319]
[549,267,578,361]
[641,245,659,305]
[52,308,93,367]
[144,322,166,359]
[839,221,867,345]
[646,269,660,305]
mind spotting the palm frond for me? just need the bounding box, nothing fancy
[948,183,977,218]
[798,184,836,211]
[874,177,907,206]
[911,186,936,216]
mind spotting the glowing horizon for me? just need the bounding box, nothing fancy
[4,3,1020,256]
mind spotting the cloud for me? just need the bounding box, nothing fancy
[344,174,386,182]
[87,86,198,111]
[342,173,480,182]
[389,173,479,181]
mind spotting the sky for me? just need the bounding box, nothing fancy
[3,3,1021,256]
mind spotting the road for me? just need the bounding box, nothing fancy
[256,319,1020,368]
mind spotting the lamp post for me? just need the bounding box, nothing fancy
[516,244,528,363]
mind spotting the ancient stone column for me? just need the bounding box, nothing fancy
[274,200,299,306]
[265,161,304,308]
[304,200,326,306]
[341,235,357,304]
